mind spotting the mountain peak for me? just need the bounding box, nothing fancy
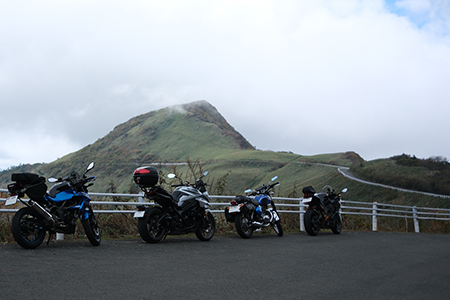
[73,100,254,164]
[162,100,254,151]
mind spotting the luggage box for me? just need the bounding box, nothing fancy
[133,166,159,187]
[302,186,316,197]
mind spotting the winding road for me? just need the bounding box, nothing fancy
[337,166,450,198]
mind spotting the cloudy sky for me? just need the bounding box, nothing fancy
[1,0,449,169]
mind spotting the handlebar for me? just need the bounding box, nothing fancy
[248,181,279,195]
[171,184,185,187]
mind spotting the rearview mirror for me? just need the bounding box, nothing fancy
[86,162,95,172]
[167,173,176,179]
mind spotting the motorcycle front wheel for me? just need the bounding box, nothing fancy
[304,209,320,236]
[331,214,342,234]
[82,211,101,246]
[137,207,165,243]
[235,213,253,239]
[195,211,216,241]
[12,207,46,249]
[272,220,283,237]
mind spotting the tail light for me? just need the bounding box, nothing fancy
[230,200,237,206]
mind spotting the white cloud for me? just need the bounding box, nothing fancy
[0,0,450,168]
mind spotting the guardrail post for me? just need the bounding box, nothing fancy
[138,192,145,203]
[56,233,64,240]
[372,202,378,232]
[299,202,305,232]
[413,206,420,233]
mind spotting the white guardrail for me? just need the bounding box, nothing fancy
[1,189,450,233]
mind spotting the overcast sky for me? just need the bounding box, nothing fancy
[1,0,449,169]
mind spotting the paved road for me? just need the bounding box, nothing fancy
[1,231,449,300]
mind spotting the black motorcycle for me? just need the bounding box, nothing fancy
[5,162,100,249]
[225,176,283,238]
[133,167,215,243]
[301,185,347,236]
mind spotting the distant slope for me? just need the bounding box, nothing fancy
[350,154,450,196]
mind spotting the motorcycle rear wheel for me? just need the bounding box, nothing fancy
[12,207,46,249]
[82,211,101,246]
[235,213,253,239]
[195,211,216,241]
[138,207,165,243]
[331,214,342,234]
[304,209,320,236]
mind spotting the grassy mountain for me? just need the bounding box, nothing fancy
[0,101,449,209]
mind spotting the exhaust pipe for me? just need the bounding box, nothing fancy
[29,200,55,225]
[251,221,271,228]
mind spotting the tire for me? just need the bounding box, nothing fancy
[272,220,283,237]
[331,214,342,234]
[82,211,101,246]
[234,213,253,239]
[11,207,46,249]
[137,207,165,243]
[195,211,216,241]
[304,209,320,236]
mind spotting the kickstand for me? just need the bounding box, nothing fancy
[46,233,54,245]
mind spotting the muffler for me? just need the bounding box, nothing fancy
[29,200,56,225]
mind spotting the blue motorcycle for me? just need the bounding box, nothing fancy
[225,176,283,238]
[5,162,100,249]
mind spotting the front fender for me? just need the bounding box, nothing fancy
[80,202,92,221]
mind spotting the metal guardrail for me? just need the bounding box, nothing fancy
[1,189,450,233]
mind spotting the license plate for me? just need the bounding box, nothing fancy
[133,211,145,218]
[5,195,18,206]
[228,205,241,213]
[273,211,280,221]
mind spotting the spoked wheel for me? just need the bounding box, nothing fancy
[195,211,216,241]
[272,220,283,237]
[12,207,46,249]
[82,210,101,246]
[235,213,253,239]
[331,214,342,234]
[137,207,165,243]
[304,209,321,236]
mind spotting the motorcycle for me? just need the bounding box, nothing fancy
[5,162,100,249]
[225,176,283,238]
[133,166,215,243]
[301,185,348,236]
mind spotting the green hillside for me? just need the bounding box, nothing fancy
[350,154,450,196]
[0,101,449,209]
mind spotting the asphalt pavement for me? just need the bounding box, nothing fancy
[1,231,449,300]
